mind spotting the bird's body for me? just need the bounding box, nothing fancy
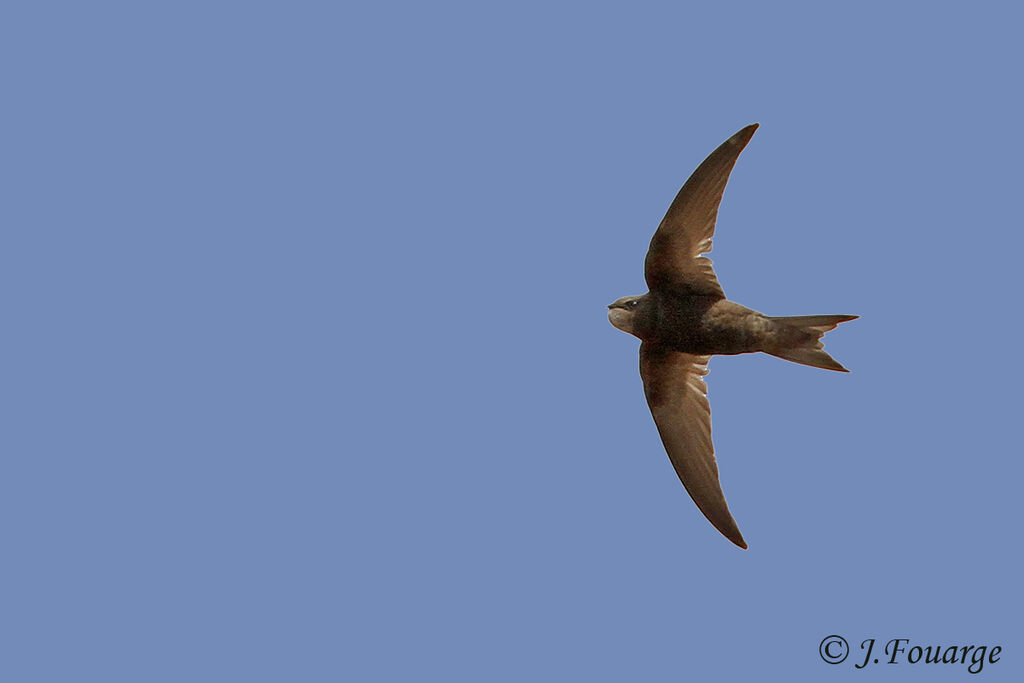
[618,294,772,355]
[608,123,856,549]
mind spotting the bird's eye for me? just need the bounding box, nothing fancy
[628,300,638,309]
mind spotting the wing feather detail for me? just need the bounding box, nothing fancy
[639,343,746,548]
[644,124,758,297]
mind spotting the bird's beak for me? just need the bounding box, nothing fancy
[606,303,615,309]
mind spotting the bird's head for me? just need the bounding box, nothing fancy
[607,295,646,336]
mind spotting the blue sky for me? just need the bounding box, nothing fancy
[4,2,1022,681]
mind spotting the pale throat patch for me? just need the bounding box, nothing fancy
[608,308,637,335]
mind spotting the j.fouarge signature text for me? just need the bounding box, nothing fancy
[855,638,1001,674]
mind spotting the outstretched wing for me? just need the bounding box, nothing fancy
[639,343,746,548]
[644,123,759,297]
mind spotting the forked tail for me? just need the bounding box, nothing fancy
[765,314,857,372]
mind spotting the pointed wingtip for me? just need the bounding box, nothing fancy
[716,520,748,549]
[724,525,748,549]
[728,123,759,148]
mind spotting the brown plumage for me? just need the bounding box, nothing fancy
[608,124,856,549]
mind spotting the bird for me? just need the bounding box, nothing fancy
[607,123,856,549]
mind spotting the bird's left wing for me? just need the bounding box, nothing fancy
[639,343,746,548]
[644,123,758,297]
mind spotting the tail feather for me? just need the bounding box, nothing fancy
[768,314,858,333]
[766,314,857,372]
[767,346,849,372]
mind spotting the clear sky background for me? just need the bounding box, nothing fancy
[4,2,1021,681]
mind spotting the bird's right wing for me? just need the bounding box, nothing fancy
[639,343,746,549]
[644,124,759,297]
